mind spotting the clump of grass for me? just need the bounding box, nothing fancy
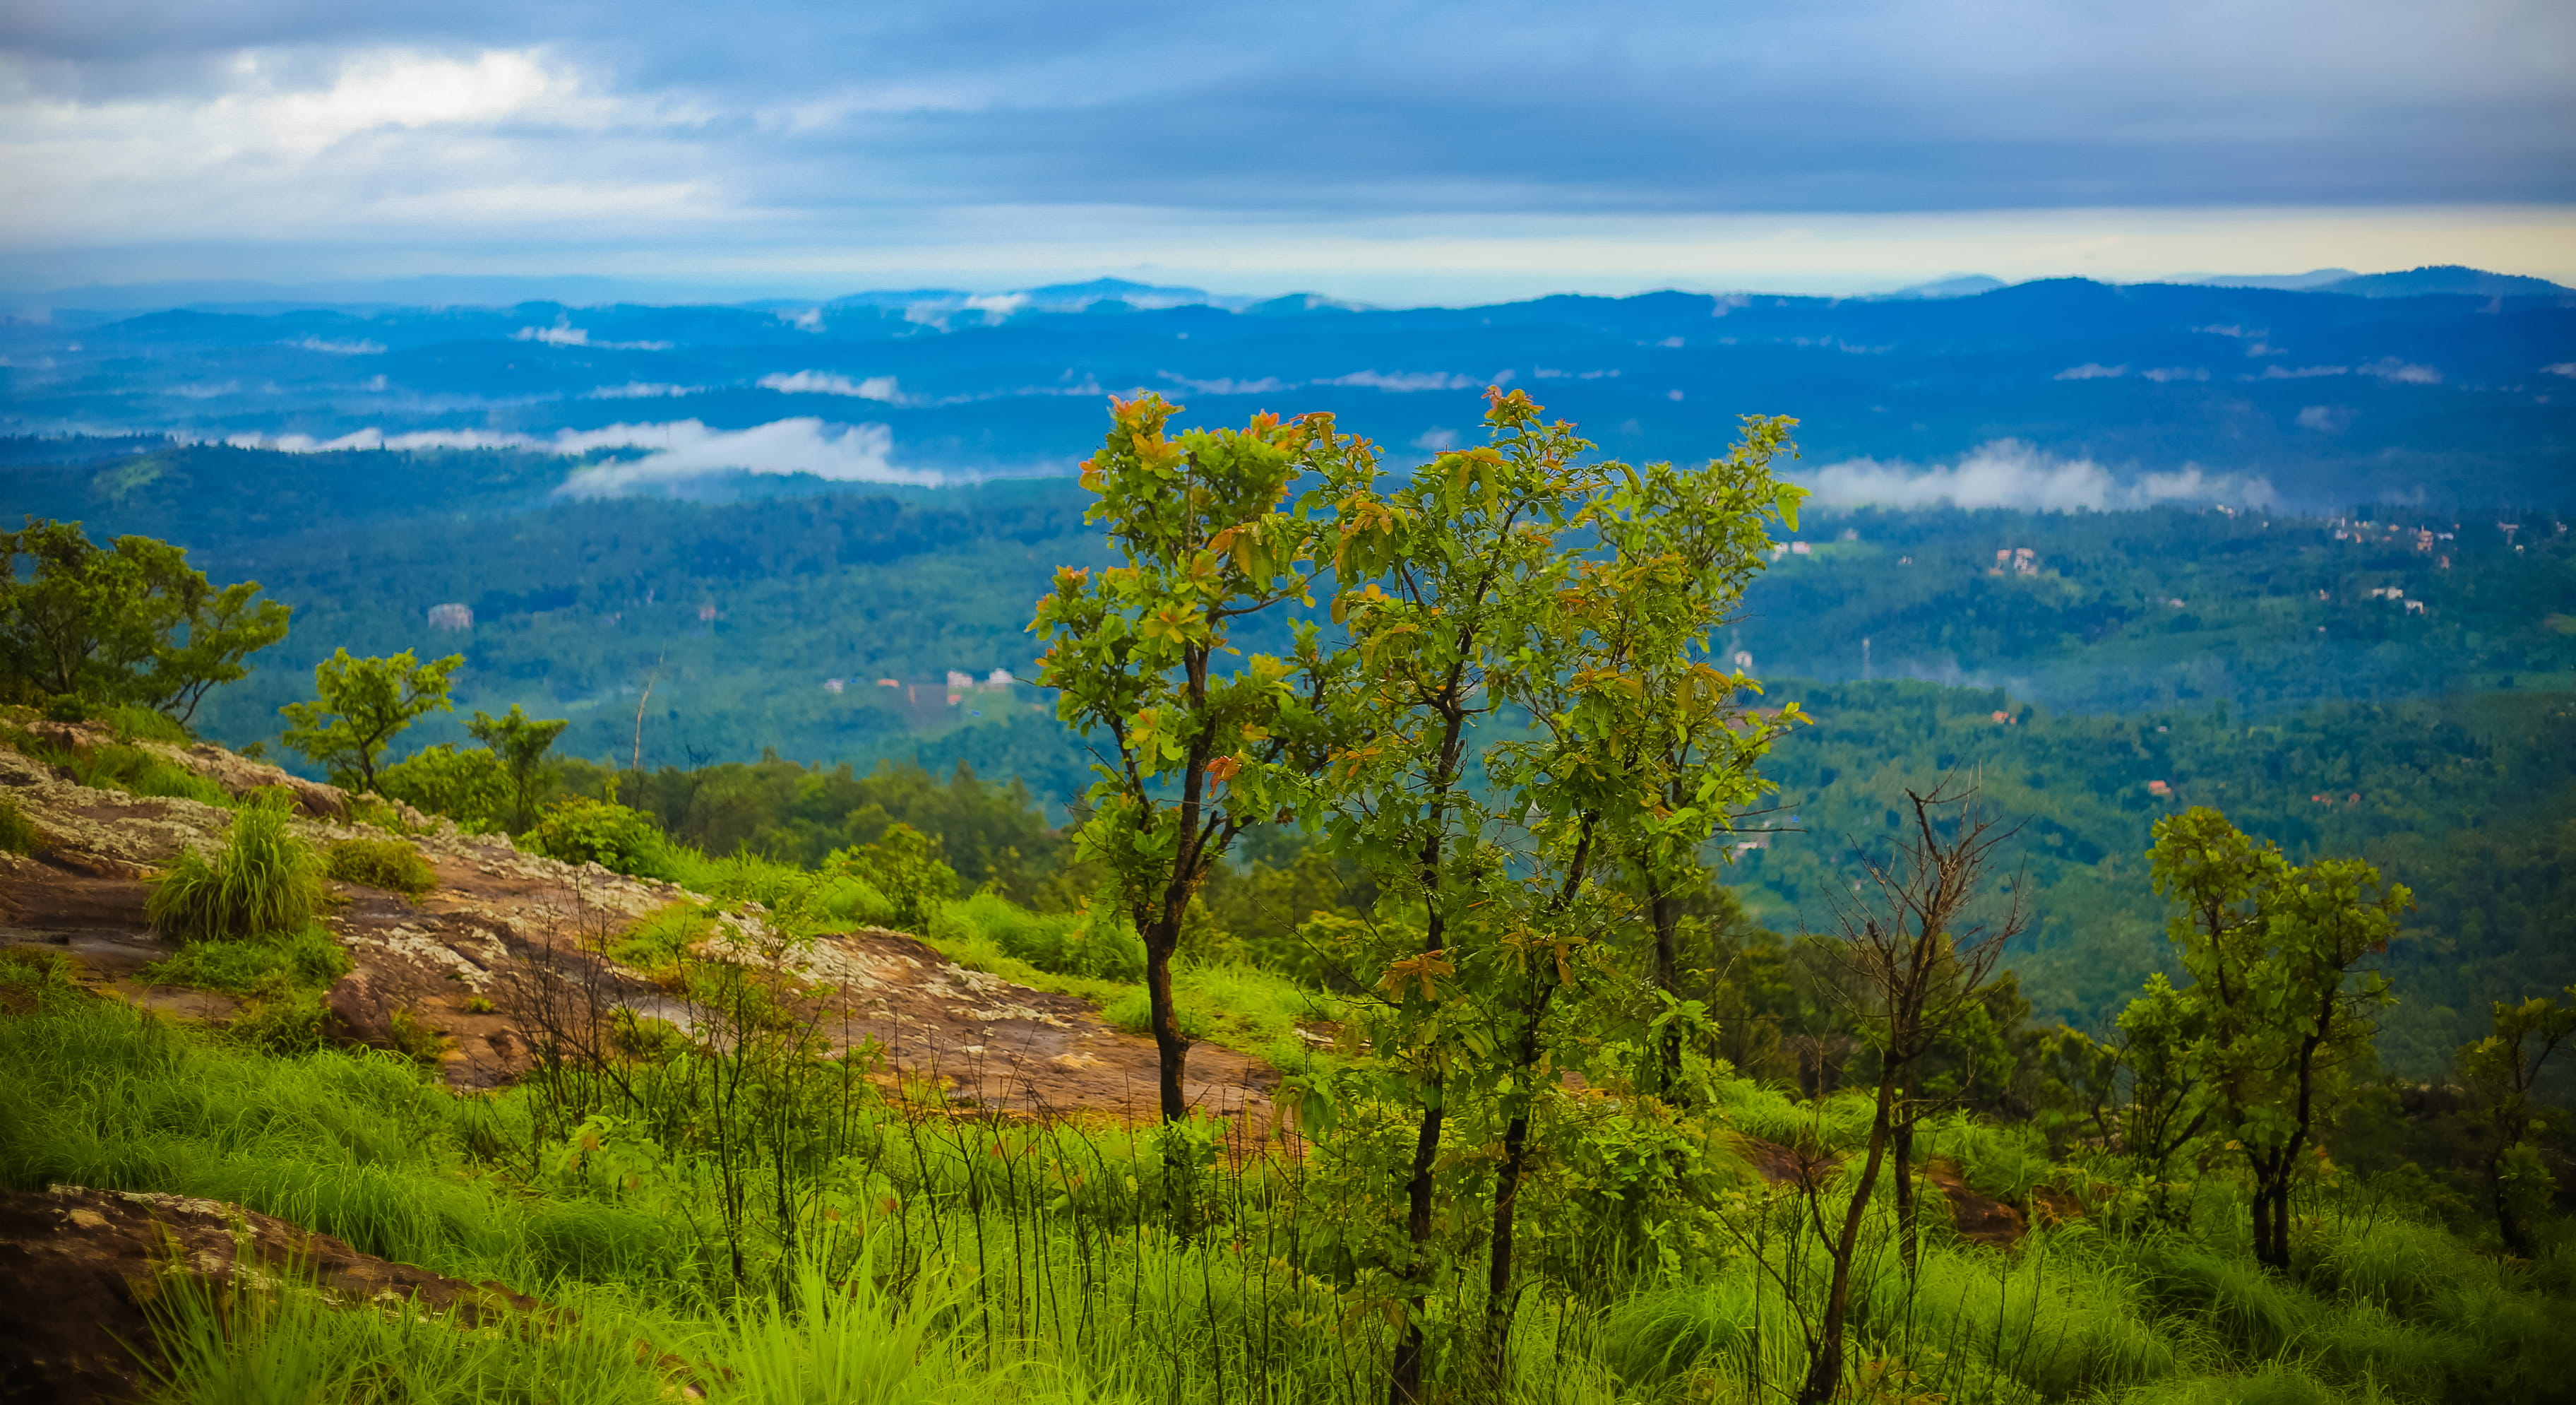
[228,984,340,1055]
[145,922,349,995]
[324,836,436,895]
[147,795,326,942]
[100,702,189,744]
[1103,986,1215,1041]
[78,742,231,807]
[0,794,47,855]
[932,893,1146,981]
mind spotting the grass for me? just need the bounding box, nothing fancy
[146,796,326,942]
[0,793,45,855]
[6,976,2576,1404]
[324,836,437,896]
[143,922,349,995]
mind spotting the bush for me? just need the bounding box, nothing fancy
[147,797,326,942]
[324,837,436,896]
[227,985,338,1056]
[526,798,683,882]
[0,795,44,855]
[378,743,511,831]
[822,822,955,931]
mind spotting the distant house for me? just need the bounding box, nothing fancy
[1789,541,1813,555]
[698,605,720,622]
[945,670,975,690]
[427,603,473,632]
[986,668,1015,688]
[2147,780,2172,796]
[823,678,845,694]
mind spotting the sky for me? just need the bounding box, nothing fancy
[6,0,2574,303]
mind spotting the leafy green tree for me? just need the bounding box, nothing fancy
[823,822,958,931]
[467,704,569,832]
[2458,988,2576,1256]
[1030,396,1376,1125]
[2147,806,2408,1270]
[280,649,462,794]
[1312,390,1799,1398]
[2112,971,2209,1216]
[0,517,287,718]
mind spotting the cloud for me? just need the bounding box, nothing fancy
[2255,364,2349,379]
[2361,357,2441,384]
[2053,363,2125,380]
[1411,427,1460,451]
[290,335,385,354]
[2295,405,2354,431]
[220,416,934,490]
[513,324,672,350]
[758,369,902,400]
[2546,362,2576,378]
[559,420,924,493]
[1320,370,1479,392]
[1805,439,2271,511]
[587,381,702,398]
[1158,372,1287,396]
[2140,367,2210,383]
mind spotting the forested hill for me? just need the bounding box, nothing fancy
[6,274,2572,509]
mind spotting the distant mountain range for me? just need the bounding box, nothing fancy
[4,271,2568,510]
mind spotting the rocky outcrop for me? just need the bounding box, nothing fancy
[0,1185,552,1404]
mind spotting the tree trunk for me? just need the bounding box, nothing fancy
[1481,1102,1536,1393]
[1386,1092,1445,1405]
[1798,1068,1897,1405]
[1143,925,1189,1125]
[2493,1151,2533,1258]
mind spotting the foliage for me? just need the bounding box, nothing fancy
[145,795,326,942]
[467,703,568,832]
[2458,988,2576,1255]
[2133,807,2409,1269]
[823,822,957,932]
[324,837,437,896]
[0,516,289,721]
[280,648,462,794]
[378,742,511,831]
[1031,392,1376,1122]
[525,795,685,882]
[930,892,1143,981]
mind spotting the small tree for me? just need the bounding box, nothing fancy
[280,648,463,794]
[467,704,569,832]
[2459,988,2576,1257]
[1031,395,1376,1125]
[2147,807,2407,1271]
[1797,785,2022,1405]
[0,517,287,717]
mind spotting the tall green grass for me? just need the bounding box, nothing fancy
[147,795,325,942]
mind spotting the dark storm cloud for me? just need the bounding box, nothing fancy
[8,0,2571,217]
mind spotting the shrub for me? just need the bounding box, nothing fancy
[378,743,511,831]
[146,797,326,942]
[227,985,338,1056]
[323,837,436,896]
[526,798,684,882]
[822,823,956,931]
[0,795,44,855]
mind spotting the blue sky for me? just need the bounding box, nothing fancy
[6,0,2573,302]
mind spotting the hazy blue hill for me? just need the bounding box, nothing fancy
[2320,264,2571,298]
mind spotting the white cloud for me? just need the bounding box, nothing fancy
[220,417,934,490]
[290,336,385,354]
[2255,364,2349,379]
[1412,428,1460,451]
[758,370,903,400]
[2544,362,2576,378]
[2361,357,2441,384]
[2295,405,2354,430]
[1320,369,1479,391]
[2053,362,2125,379]
[513,324,672,350]
[587,382,702,398]
[1805,439,2272,511]
[1158,372,1288,396]
[2141,366,2210,382]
